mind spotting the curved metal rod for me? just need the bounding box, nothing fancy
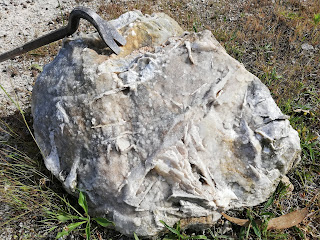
[0,6,126,62]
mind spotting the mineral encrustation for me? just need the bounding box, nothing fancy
[32,11,301,237]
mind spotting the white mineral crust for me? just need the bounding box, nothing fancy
[32,11,301,237]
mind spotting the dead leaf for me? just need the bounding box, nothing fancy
[293,109,309,113]
[293,109,313,116]
[221,212,250,227]
[222,208,308,230]
[267,208,308,230]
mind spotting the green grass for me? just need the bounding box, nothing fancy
[49,190,114,239]
[313,13,320,25]
[1,0,320,239]
[159,220,208,240]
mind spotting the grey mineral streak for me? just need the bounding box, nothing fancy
[31,11,301,237]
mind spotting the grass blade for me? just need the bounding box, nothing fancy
[133,232,140,240]
[190,235,208,239]
[86,221,91,240]
[55,221,86,239]
[251,220,261,239]
[93,217,114,227]
[56,229,69,239]
[78,190,88,215]
[160,220,182,236]
[67,221,87,232]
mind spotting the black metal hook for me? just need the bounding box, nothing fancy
[0,6,126,62]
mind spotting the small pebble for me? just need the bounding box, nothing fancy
[301,43,314,51]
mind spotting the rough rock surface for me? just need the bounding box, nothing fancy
[32,11,301,237]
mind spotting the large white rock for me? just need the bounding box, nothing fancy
[32,11,301,237]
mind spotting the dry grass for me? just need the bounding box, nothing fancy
[0,0,319,239]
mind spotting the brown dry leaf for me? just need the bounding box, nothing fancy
[267,208,308,230]
[293,109,313,116]
[293,109,310,114]
[221,212,249,227]
[222,208,308,230]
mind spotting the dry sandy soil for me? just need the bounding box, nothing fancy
[0,0,108,117]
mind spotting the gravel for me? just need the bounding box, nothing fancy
[0,0,109,117]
